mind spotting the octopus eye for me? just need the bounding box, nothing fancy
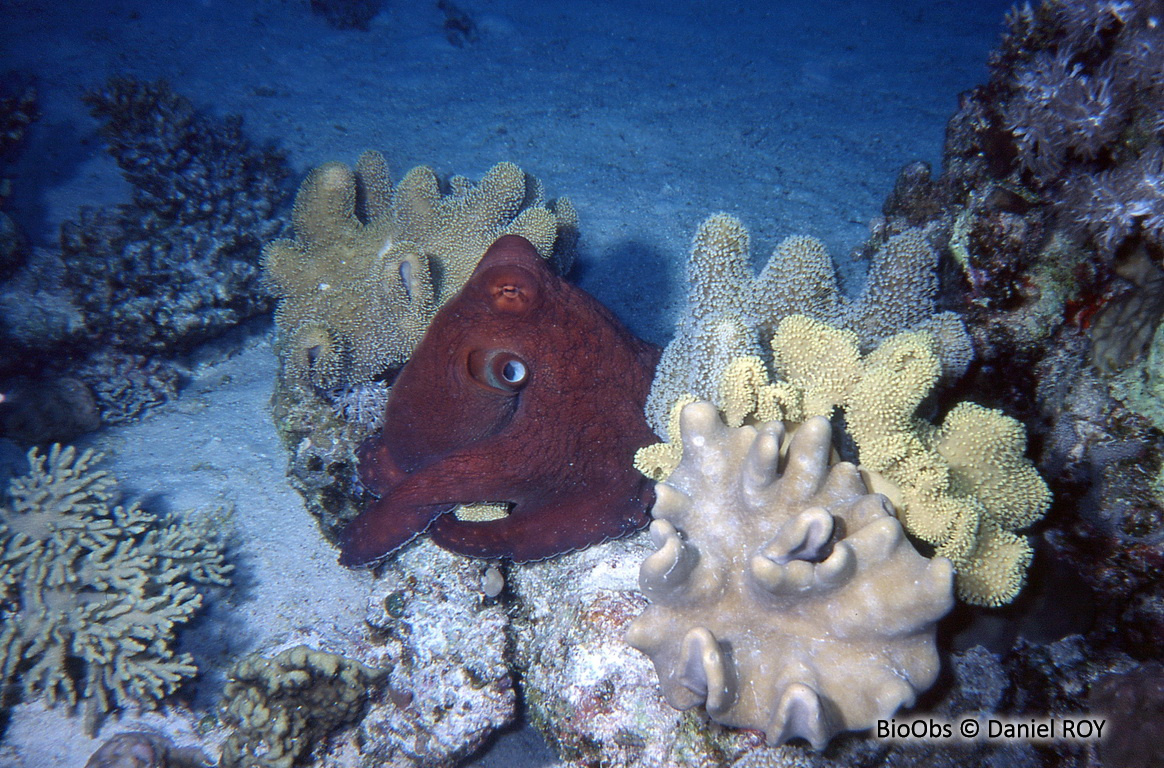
[468,350,530,393]
[500,358,526,385]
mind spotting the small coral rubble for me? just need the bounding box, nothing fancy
[0,445,231,733]
[627,403,953,750]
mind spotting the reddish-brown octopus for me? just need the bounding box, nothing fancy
[339,234,660,565]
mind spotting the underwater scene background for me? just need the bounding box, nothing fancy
[1,0,1162,766]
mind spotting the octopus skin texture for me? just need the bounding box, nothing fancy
[339,234,661,565]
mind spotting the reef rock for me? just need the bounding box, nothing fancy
[508,536,749,767]
[356,539,516,767]
[625,403,954,749]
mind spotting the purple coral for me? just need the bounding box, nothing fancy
[1068,148,1164,252]
[1005,51,1125,182]
[990,0,1164,258]
[1089,663,1164,768]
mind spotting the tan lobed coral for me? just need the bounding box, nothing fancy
[645,213,972,435]
[0,445,232,733]
[639,314,1049,606]
[219,644,385,768]
[626,403,953,750]
[263,151,578,388]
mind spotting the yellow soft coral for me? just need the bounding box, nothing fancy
[719,355,800,427]
[264,152,577,388]
[634,395,696,481]
[645,214,972,436]
[646,314,1050,606]
[771,315,863,418]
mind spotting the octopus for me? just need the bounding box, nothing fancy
[339,234,660,565]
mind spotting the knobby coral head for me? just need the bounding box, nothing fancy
[627,403,953,750]
[340,234,660,565]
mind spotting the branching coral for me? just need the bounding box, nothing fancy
[0,78,292,433]
[60,78,292,352]
[0,445,232,733]
[638,314,1050,607]
[644,213,971,435]
[626,403,953,749]
[992,0,1164,256]
[1068,148,1164,255]
[218,645,384,768]
[263,152,578,388]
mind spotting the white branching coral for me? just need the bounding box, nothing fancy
[0,445,231,733]
[625,403,953,749]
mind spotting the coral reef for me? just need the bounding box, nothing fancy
[639,315,1050,607]
[871,0,1164,668]
[62,78,291,353]
[996,0,1164,255]
[645,213,971,435]
[0,77,292,433]
[264,152,577,388]
[932,0,1164,381]
[0,445,232,733]
[626,403,953,749]
[218,645,384,768]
